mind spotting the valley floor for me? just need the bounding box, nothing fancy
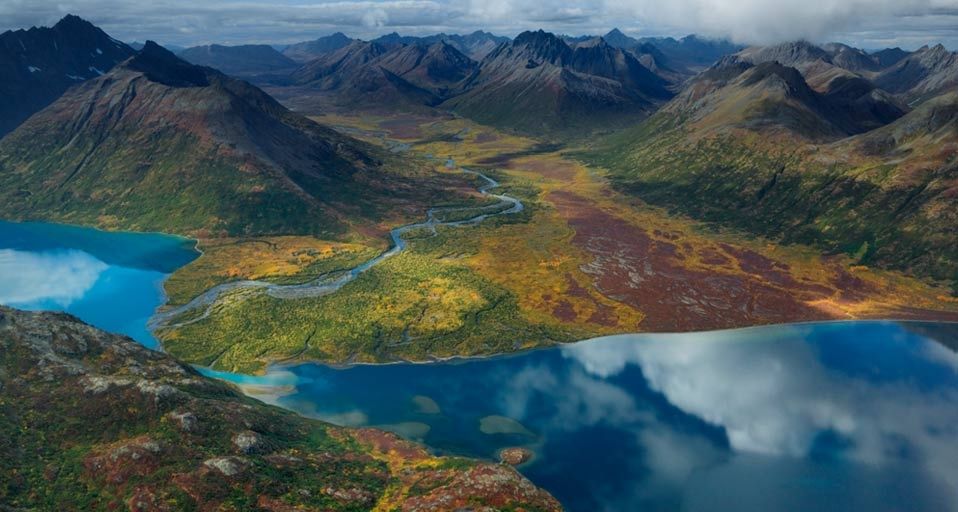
[157,113,958,373]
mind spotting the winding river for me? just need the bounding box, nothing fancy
[148,167,523,330]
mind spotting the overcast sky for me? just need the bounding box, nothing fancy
[1,0,957,50]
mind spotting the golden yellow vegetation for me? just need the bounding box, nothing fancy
[164,236,382,305]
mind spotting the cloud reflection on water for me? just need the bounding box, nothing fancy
[0,248,107,306]
[558,325,958,506]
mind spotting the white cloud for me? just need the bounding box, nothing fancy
[0,249,107,307]
[362,7,389,28]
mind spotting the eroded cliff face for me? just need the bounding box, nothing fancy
[0,306,560,511]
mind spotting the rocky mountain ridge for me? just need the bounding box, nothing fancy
[0,14,135,137]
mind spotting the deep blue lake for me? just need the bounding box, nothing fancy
[2,220,958,511]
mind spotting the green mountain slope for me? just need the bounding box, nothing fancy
[582,60,958,288]
[0,42,457,239]
[0,306,560,510]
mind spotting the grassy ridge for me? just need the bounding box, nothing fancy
[0,129,344,237]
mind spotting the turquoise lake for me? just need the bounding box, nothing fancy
[0,220,197,348]
[2,220,958,511]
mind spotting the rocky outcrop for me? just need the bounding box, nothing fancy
[498,447,534,466]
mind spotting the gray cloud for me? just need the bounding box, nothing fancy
[0,0,956,49]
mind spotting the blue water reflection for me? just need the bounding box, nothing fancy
[221,322,958,512]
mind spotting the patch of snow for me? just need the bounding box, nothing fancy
[19,39,25,51]
[66,74,85,80]
[96,48,103,55]
[27,65,41,73]
[88,66,104,75]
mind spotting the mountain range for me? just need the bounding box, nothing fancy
[602,29,743,71]
[283,39,478,110]
[443,30,673,133]
[176,28,737,134]
[1,17,954,279]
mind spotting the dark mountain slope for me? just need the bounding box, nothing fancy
[731,41,858,90]
[629,41,692,86]
[635,34,742,70]
[178,44,298,76]
[872,47,911,68]
[282,32,354,62]
[291,39,390,83]
[602,28,639,49]
[0,14,134,137]
[823,43,880,73]
[0,306,561,510]
[0,42,456,237]
[875,44,958,103]
[375,40,479,93]
[444,30,512,60]
[603,29,742,71]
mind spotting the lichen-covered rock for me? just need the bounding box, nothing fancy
[232,430,268,454]
[203,456,250,477]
